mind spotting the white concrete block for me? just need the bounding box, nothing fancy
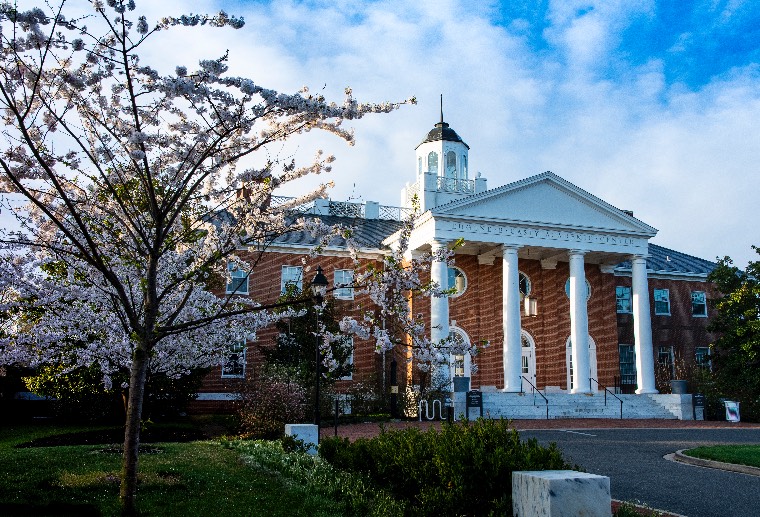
[284,424,318,455]
[512,470,611,517]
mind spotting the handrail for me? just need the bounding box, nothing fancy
[589,377,623,419]
[521,376,549,419]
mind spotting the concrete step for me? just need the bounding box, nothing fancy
[452,392,693,420]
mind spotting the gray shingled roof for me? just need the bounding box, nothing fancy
[269,214,717,277]
[415,121,470,150]
[615,243,717,276]
[272,215,403,249]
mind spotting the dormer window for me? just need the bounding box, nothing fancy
[446,151,457,179]
[461,154,468,179]
[427,151,438,173]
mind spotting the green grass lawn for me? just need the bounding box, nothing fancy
[0,423,352,516]
[683,444,760,468]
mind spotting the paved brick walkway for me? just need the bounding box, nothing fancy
[320,418,760,440]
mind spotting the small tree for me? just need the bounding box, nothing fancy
[707,247,760,421]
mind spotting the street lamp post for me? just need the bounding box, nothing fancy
[310,266,329,431]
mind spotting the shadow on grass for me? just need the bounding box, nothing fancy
[0,502,101,516]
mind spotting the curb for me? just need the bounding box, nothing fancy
[671,449,760,477]
[612,499,686,517]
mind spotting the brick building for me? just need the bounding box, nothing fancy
[193,117,718,413]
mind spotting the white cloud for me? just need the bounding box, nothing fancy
[2,0,759,268]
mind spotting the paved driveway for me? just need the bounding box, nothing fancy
[518,428,760,517]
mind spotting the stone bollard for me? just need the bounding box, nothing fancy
[512,470,611,517]
[284,424,318,455]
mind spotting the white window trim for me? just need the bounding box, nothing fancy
[616,286,632,314]
[654,288,671,316]
[564,278,592,300]
[691,291,707,318]
[448,266,467,298]
[334,269,354,300]
[280,265,303,295]
[226,262,249,295]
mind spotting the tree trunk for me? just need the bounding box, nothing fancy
[120,344,150,516]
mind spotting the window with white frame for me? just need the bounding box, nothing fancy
[654,288,670,315]
[226,261,249,295]
[691,291,707,317]
[418,156,422,175]
[448,266,467,297]
[445,150,457,178]
[334,269,354,300]
[616,286,632,313]
[461,154,468,179]
[427,151,438,173]
[519,271,531,299]
[280,265,303,295]
[564,278,592,300]
[221,341,246,378]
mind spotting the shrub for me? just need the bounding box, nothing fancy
[236,366,308,439]
[319,418,573,516]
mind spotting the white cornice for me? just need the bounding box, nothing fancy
[251,243,388,260]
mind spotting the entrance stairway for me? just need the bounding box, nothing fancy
[453,391,694,420]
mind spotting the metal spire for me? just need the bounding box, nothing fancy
[440,94,444,123]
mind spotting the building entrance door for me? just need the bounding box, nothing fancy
[521,331,536,391]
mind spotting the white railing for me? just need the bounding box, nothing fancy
[329,201,364,218]
[269,195,411,221]
[437,177,475,194]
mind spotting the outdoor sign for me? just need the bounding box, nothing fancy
[725,401,740,422]
[693,393,705,421]
[466,390,483,418]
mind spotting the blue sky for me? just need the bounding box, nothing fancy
[5,0,760,267]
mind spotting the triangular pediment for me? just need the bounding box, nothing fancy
[431,171,657,236]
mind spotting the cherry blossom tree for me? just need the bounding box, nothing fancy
[0,1,409,512]
[0,1,481,513]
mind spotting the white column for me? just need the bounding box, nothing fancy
[430,239,450,391]
[502,245,523,392]
[569,251,591,394]
[632,255,658,394]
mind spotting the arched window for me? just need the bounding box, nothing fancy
[449,326,471,380]
[445,151,457,179]
[521,330,536,390]
[418,156,422,175]
[461,154,468,179]
[565,278,592,300]
[519,271,531,299]
[427,151,438,174]
[448,266,467,297]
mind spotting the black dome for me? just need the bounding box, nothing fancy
[416,121,469,150]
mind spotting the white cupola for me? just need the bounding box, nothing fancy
[401,99,486,211]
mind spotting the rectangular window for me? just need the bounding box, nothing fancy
[226,261,249,295]
[654,288,670,315]
[334,269,354,300]
[658,346,674,378]
[339,338,354,380]
[616,286,632,313]
[618,344,637,392]
[691,291,707,317]
[696,347,711,370]
[221,341,246,378]
[280,265,303,295]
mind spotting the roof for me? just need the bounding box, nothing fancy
[272,215,403,250]
[416,121,470,150]
[616,244,717,276]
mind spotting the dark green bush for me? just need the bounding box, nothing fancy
[319,418,573,516]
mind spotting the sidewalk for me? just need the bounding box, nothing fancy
[320,418,760,440]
